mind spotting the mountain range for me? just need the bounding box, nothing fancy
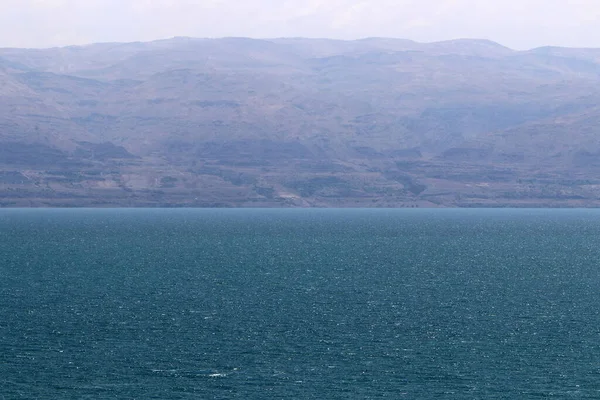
[2,37,600,207]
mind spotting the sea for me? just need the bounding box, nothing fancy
[1,209,600,399]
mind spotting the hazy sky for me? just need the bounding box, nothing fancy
[2,0,600,49]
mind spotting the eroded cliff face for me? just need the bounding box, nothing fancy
[2,38,600,207]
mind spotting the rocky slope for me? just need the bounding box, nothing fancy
[2,37,600,207]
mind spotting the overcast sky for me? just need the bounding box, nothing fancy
[2,0,600,50]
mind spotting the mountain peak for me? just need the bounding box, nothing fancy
[423,38,514,57]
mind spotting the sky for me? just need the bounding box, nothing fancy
[1,0,600,50]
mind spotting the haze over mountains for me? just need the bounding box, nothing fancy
[2,37,600,207]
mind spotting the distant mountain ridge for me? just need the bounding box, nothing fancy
[2,37,600,207]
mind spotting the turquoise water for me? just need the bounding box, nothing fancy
[1,209,600,399]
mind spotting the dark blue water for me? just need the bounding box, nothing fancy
[1,209,600,399]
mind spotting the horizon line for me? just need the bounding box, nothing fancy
[3,36,600,52]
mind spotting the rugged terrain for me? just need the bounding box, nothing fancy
[2,37,600,207]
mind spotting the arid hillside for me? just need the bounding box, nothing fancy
[2,37,600,207]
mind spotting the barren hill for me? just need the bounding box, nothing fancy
[2,37,600,207]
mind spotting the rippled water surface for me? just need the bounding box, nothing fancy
[1,209,600,399]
